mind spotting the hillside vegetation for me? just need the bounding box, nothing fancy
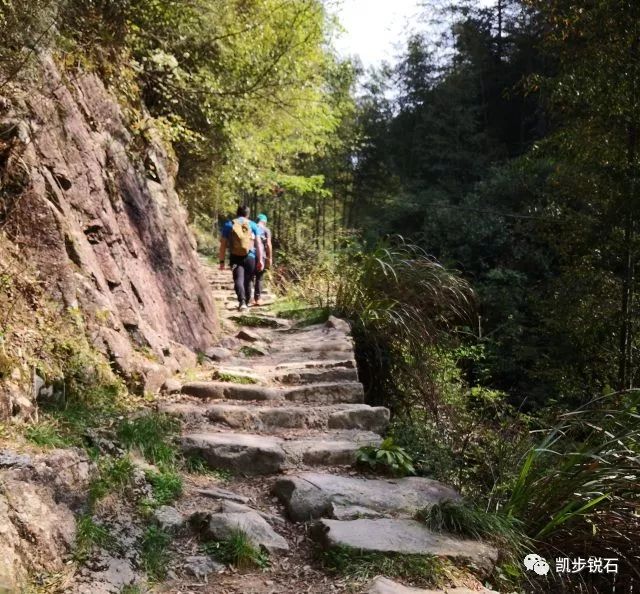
[0,0,639,593]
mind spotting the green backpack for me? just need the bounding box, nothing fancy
[230,218,253,256]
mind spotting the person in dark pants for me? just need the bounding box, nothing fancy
[253,213,272,306]
[218,205,263,311]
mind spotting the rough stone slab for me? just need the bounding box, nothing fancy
[274,359,356,371]
[182,555,225,579]
[314,518,497,576]
[282,433,381,467]
[153,505,185,533]
[275,366,359,385]
[161,378,182,394]
[181,381,280,401]
[236,329,262,342]
[284,382,364,404]
[207,403,308,431]
[328,406,389,433]
[181,432,285,474]
[325,316,351,333]
[205,347,232,361]
[196,486,250,504]
[0,450,32,468]
[366,577,500,594]
[273,473,460,522]
[200,511,289,554]
[204,403,389,433]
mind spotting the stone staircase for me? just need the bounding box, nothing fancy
[159,264,499,593]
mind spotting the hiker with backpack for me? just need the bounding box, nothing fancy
[253,213,272,306]
[218,205,264,311]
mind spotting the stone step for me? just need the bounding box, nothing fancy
[366,577,499,594]
[272,358,356,371]
[271,365,359,385]
[312,518,497,577]
[283,382,364,404]
[163,402,389,433]
[272,472,459,522]
[180,381,365,405]
[181,430,381,474]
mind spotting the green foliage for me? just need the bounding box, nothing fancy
[184,454,232,480]
[268,297,331,327]
[212,371,257,385]
[120,586,145,594]
[229,315,280,329]
[202,529,269,570]
[140,526,172,581]
[503,394,640,548]
[356,438,415,477]
[419,501,528,560]
[24,421,73,449]
[74,514,116,563]
[320,546,443,586]
[238,346,266,358]
[117,413,180,467]
[89,455,135,504]
[145,469,183,506]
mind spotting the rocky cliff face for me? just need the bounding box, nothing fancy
[0,56,219,392]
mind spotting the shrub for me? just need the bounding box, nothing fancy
[356,438,415,476]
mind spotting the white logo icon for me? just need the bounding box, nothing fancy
[524,553,550,575]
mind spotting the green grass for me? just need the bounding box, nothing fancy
[202,529,269,570]
[320,546,444,586]
[140,526,172,581]
[212,370,258,384]
[269,300,330,327]
[145,468,183,506]
[184,454,233,480]
[74,514,117,563]
[117,413,180,466]
[89,455,135,504]
[239,345,266,357]
[230,315,281,328]
[24,421,73,448]
[120,585,146,594]
[419,500,528,558]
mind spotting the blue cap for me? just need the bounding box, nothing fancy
[257,213,268,222]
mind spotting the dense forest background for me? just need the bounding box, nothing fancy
[1,0,639,591]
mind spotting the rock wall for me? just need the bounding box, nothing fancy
[0,56,219,391]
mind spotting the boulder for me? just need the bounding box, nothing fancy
[198,511,289,554]
[182,555,225,579]
[205,347,232,362]
[161,378,182,394]
[0,450,32,469]
[273,473,460,522]
[153,505,185,533]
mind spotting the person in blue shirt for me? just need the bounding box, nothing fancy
[218,205,263,311]
[253,213,273,306]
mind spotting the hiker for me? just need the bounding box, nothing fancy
[253,213,273,306]
[219,205,264,311]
